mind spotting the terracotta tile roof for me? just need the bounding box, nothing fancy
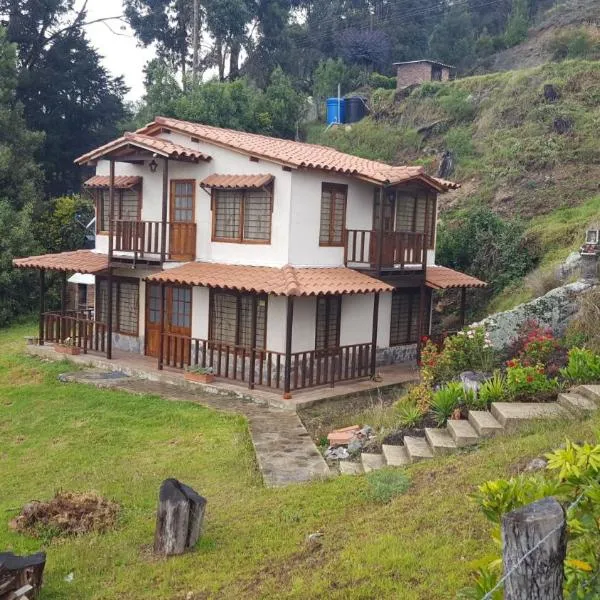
[83,175,142,189]
[200,173,274,189]
[137,117,459,191]
[74,132,211,165]
[426,266,487,290]
[13,250,109,274]
[146,262,393,296]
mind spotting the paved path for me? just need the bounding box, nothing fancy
[60,370,331,487]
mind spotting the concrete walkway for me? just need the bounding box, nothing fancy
[60,369,331,488]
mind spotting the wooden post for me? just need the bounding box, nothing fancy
[502,497,566,600]
[158,282,165,370]
[161,158,169,265]
[459,287,467,329]
[370,292,379,377]
[248,293,257,390]
[108,158,115,263]
[0,551,46,599]
[376,186,384,273]
[415,284,426,361]
[283,295,294,398]
[38,269,45,345]
[154,479,207,556]
[106,268,113,360]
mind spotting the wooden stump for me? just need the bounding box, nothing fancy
[153,479,207,556]
[0,552,46,599]
[502,497,566,600]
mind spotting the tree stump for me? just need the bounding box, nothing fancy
[0,552,46,599]
[153,479,207,556]
[502,497,566,600]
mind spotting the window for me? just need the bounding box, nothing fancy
[171,287,191,328]
[212,186,272,243]
[315,296,341,351]
[209,291,267,349]
[171,180,194,222]
[319,184,347,246]
[96,278,139,335]
[97,187,141,233]
[389,289,421,346]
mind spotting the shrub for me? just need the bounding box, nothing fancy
[402,382,434,413]
[478,372,507,407]
[564,288,600,353]
[505,359,559,399]
[431,382,463,426]
[364,468,411,503]
[462,386,487,410]
[369,72,396,90]
[395,401,423,429]
[561,348,600,384]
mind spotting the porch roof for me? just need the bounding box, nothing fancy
[74,132,212,165]
[426,266,487,290]
[199,173,274,189]
[146,262,394,296]
[12,250,109,274]
[83,175,142,189]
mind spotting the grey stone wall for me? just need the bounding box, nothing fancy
[476,280,596,350]
[376,343,417,366]
[112,333,142,354]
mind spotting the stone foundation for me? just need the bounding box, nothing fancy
[376,344,417,366]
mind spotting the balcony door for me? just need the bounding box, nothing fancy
[372,190,396,266]
[145,283,192,362]
[169,180,195,260]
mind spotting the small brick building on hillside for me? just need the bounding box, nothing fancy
[394,60,454,89]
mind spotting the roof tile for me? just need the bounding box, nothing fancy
[83,175,142,189]
[426,266,487,289]
[200,173,274,189]
[13,250,108,274]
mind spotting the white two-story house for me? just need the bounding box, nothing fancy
[14,116,485,397]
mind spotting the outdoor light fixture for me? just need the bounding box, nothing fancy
[149,158,158,172]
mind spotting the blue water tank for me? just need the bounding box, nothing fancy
[326,97,345,125]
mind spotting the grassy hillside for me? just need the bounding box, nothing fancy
[306,60,600,311]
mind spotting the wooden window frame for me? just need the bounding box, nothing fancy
[319,183,348,247]
[96,276,140,336]
[95,186,142,234]
[208,289,268,350]
[211,184,274,244]
[315,295,342,352]
[389,288,422,347]
[170,179,196,223]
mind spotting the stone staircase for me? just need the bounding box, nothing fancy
[339,385,600,475]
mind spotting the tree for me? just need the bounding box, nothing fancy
[312,58,358,118]
[504,0,530,47]
[429,6,476,69]
[259,67,305,138]
[338,28,391,74]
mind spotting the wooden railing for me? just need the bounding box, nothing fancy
[160,333,374,391]
[344,229,426,270]
[112,220,196,261]
[42,312,107,353]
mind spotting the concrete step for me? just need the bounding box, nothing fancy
[425,428,457,456]
[404,436,433,463]
[339,460,364,475]
[361,452,386,473]
[575,385,600,403]
[468,410,504,437]
[447,419,480,447]
[491,402,570,429]
[382,444,410,467]
[558,392,598,414]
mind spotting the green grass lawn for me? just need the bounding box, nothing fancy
[1,322,599,599]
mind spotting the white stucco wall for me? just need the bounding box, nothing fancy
[191,286,210,339]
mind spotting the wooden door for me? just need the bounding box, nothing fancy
[169,180,195,260]
[372,191,396,267]
[145,284,193,362]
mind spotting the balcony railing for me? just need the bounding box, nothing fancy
[161,333,373,391]
[344,229,426,271]
[112,220,196,262]
[42,311,107,353]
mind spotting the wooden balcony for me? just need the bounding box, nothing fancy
[344,229,426,272]
[112,220,196,262]
[42,311,107,354]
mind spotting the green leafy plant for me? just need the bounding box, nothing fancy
[478,372,507,407]
[395,401,423,429]
[364,468,411,504]
[402,382,434,414]
[185,365,214,375]
[505,359,559,399]
[431,382,463,426]
[561,348,600,384]
[462,386,488,410]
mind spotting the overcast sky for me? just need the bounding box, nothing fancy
[80,0,155,102]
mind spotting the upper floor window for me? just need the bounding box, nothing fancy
[97,188,141,233]
[211,185,273,243]
[319,183,347,246]
[315,295,341,351]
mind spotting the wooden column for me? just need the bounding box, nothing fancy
[161,158,169,265]
[416,284,426,361]
[248,293,258,390]
[108,158,115,263]
[158,282,165,370]
[459,287,467,329]
[376,186,384,273]
[59,270,67,343]
[38,269,45,345]
[283,296,294,399]
[106,268,113,360]
[370,292,380,377]
[502,497,566,600]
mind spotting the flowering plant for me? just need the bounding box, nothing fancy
[505,359,558,399]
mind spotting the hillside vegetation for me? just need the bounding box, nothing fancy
[307,60,600,312]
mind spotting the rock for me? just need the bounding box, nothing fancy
[556,251,581,281]
[306,532,324,551]
[553,116,572,134]
[460,371,489,395]
[324,446,350,461]
[347,438,363,455]
[438,150,455,178]
[525,457,548,472]
[543,84,560,102]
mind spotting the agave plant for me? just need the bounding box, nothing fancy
[395,401,423,429]
[431,381,463,427]
[478,372,507,407]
